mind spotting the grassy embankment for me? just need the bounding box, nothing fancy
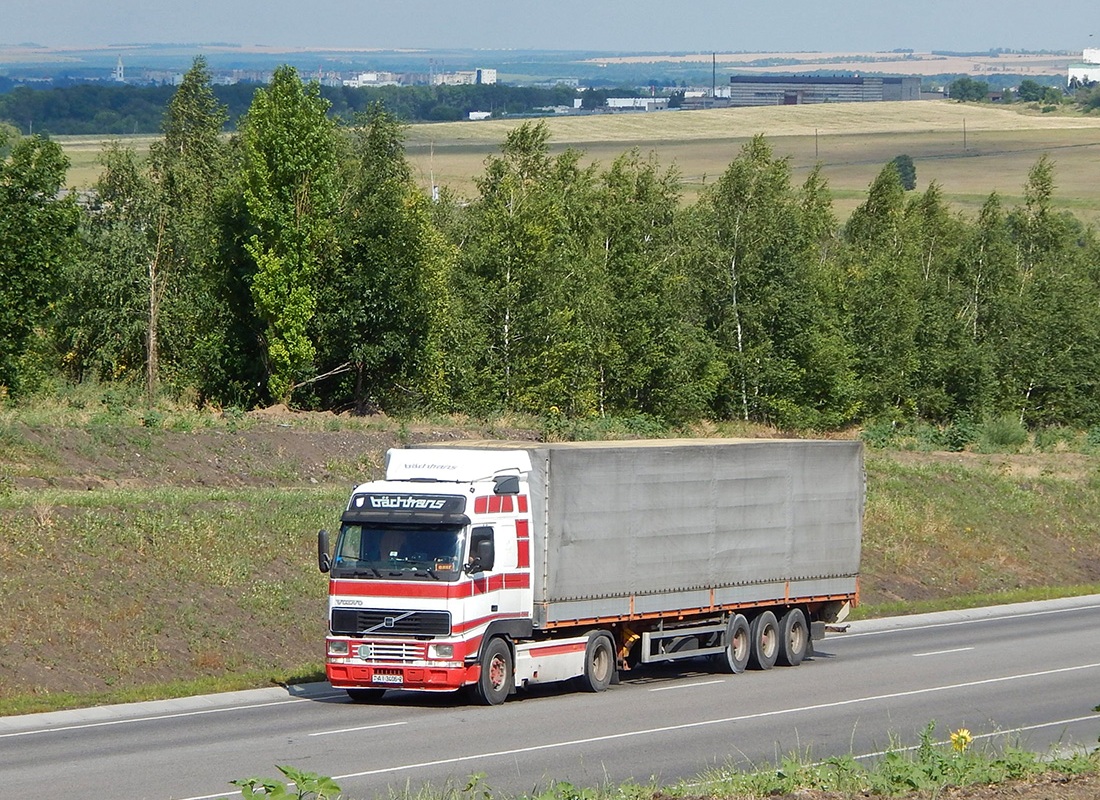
[2,392,1100,717]
[58,101,1100,226]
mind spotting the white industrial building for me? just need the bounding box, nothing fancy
[605,97,669,111]
[433,68,497,86]
[1068,48,1100,84]
[342,72,400,88]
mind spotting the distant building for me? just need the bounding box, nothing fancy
[606,97,669,111]
[343,71,399,88]
[1068,48,1100,84]
[468,111,493,120]
[726,75,921,106]
[433,68,497,86]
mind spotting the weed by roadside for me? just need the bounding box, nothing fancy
[225,725,1099,800]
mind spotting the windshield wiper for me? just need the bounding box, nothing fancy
[339,566,382,578]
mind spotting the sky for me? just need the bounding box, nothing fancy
[5,0,1098,53]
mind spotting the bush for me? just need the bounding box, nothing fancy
[978,414,1028,452]
[944,416,979,452]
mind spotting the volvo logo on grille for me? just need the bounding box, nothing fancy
[384,617,395,628]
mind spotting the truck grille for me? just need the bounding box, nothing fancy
[331,608,451,637]
[356,641,425,662]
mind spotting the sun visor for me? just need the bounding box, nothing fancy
[385,448,533,483]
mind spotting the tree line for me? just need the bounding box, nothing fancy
[3,57,1099,432]
[0,78,610,136]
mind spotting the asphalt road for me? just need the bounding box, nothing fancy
[3,595,1099,800]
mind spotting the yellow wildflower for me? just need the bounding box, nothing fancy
[951,728,973,753]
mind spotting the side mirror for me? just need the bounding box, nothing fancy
[463,538,495,574]
[317,529,331,574]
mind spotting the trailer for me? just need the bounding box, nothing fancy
[317,438,863,704]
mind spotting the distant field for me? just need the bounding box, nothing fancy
[58,101,1100,225]
[57,134,158,189]
[589,50,1074,77]
[401,102,1100,224]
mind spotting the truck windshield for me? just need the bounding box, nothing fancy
[331,524,464,582]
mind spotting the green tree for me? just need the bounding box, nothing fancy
[1003,157,1100,424]
[0,123,18,158]
[449,121,604,415]
[1016,79,1044,102]
[583,149,724,422]
[314,104,448,414]
[690,135,855,427]
[904,182,980,421]
[841,162,921,420]
[237,65,341,403]
[146,56,231,401]
[1073,82,1100,112]
[953,192,1017,421]
[948,77,989,102]
[0,133,79,393]
[891,154,917,190]
[1041,86,1064,106]
[58,142,156,384]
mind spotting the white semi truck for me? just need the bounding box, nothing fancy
[317,439,863,704]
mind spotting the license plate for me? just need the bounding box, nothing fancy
[372,673,403,685]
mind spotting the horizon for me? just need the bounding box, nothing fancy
[6,1,1098,54]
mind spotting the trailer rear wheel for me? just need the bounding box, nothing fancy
[777,608,808,667]
[346,688,386,702]
[713,613,751,674]
[472,637,513,705]
[577,632,615,692]
[749,611,779,670]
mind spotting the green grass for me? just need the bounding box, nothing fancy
[230,728,1100,800]
[2,399,1100,717]
[0,483,344,714]
[683,723,1099,799]
[0,666,326,718]
[851,583,1100,620]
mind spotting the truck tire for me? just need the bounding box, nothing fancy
[748,610,779,670]
[714,613,751,674]
[577,632,616,692]
[346,688,386,703]
[472,637,513,705]
[777,608,808,667]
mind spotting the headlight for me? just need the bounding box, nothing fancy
[428,643,454,660]
[328,640,349,656]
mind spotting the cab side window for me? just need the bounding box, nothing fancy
[468,526,495,572]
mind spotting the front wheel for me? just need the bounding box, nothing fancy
[577,632,616,692]
[472,637,513,705]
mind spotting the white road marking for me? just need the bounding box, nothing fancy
[848,713,1100,760]
[324,661,1100,781]
[0,693,345,739]
[308,721,407,737]
[913,647,975,657]
[174,661,1100,800]
[649,680,727,692]
[839,602,1100,639]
